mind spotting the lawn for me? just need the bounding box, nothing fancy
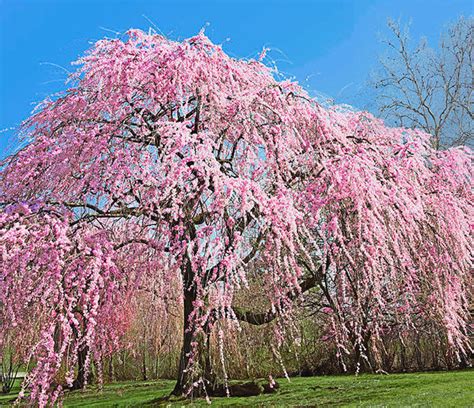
[1,370,472,407]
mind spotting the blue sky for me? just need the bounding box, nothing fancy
[0,0,472,158]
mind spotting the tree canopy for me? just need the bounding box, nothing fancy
[1,30,472,406]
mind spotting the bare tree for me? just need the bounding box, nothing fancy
[373,17,473,149]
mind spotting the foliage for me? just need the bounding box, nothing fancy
[298,108,472,371]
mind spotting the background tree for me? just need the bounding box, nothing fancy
[372,16,473,149]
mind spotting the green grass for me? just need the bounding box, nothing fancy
[1,370,473,407]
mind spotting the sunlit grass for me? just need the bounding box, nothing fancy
[1,369,472,407]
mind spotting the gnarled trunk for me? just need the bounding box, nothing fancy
[172,261,214,397]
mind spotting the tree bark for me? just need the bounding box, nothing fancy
[172,260,214,397]
[107,356,114,382]
[142,349,148,381]
[142,327,148,381]
[71,345,88,390]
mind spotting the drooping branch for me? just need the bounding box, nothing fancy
[220,262,325,326]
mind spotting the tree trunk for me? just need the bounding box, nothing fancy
[172,261,213,397]
[142,347,148,381]
[71,346,88,390]
[172,284,195,396]
[415,335,423,369]
[108,356,114,382]
[400,341,407,371]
